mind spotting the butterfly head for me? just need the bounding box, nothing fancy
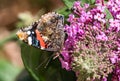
[16,26,34,43]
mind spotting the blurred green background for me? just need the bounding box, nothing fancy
[0,0,64,81]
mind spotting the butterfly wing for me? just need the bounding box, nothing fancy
[16,12,65,52]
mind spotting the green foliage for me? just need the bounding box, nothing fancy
[105,8,113,20]
[62,0,75,9]
[16,69,37,81]
[62,0,95,8]
[21,43,76,81]
[0,59,21,81]
[104,8,113,28]
[81,0,95,5]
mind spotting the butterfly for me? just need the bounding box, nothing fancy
[16,12,65,52]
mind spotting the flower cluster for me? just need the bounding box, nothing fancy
[60,0,120,81]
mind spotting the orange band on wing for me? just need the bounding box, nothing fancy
[35,29,46,49]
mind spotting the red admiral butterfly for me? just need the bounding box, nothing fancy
[16,12,65,52]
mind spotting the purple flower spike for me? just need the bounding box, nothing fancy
[59,57,71,70]
[60,0,120,81]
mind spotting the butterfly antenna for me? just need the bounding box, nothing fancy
[44,54,54,68]
[44,52,60,68]
[35,53,55,70]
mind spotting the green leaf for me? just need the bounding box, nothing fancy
[81,0,95,5]
[21,43,76,81]
[62,0,96,8]
[57,7,70,17]
[62,0,75,8]
[16,69,36,81]
[105,8,113,20]
[91,0,95,4]
[104,8,113,28]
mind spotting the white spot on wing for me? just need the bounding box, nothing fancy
[27,31,31,35]
[28,36,32,45]
[32,31,34,34]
